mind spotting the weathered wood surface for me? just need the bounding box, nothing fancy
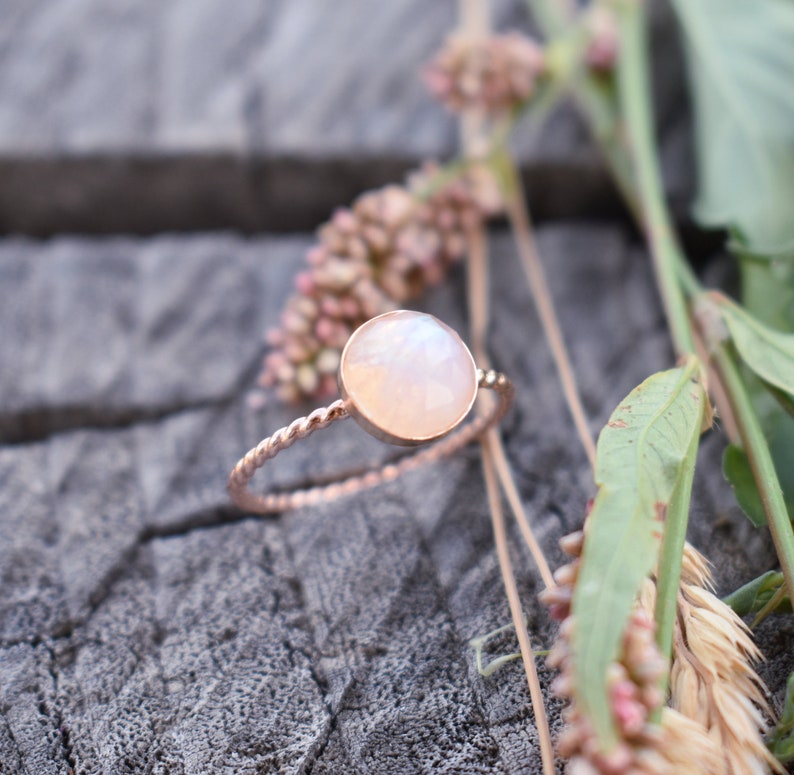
[0,0,690,235]
[1,228,791,774]
[1,1,792,772]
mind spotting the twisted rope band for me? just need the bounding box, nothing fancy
[228,369,513,514]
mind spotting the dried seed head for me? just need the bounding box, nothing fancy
[669,544,783,775]
[544,529,781,774]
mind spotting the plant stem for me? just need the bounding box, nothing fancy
[524,0,575,38]
[612,0,710,694]
[502,157,597,469]
[467,218,556,767]
[482,438,556,775]
[713,346,794,604]
[459,4,556,772]
[691,322,740,443]
[490,432,556,589]
[572,78,642,220]
[466,225,555,590]
[653,374,702,676]
[466,224,556,773]
[615,1,695,357]
[751,583,789,629]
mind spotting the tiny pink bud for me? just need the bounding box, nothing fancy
[293,295,319,319]
[295,271,315,295]
[559,531,585,556]
[422,65,454,100]
[257,369,276,388]
[315,316,335,344]
[320,296,342,317]
[264,351,286,371]
[284,340,312,363]
[443,232,467,259]
[545,639,570,670]
[306,245,328,266]
[275,361,296,383]
[378,186,416,226]
[593,743,633,775]
[613,697,645,737]
[319,374,338,397]
[265,328,284,347]
[551,673,573,697]
[332,208,358,234]
[246,390,267,411]
[539,585,572,609]
[340,296,360,318]
[282,309,311,335]
[553,563,578,587]
[422,262,445,286]
[362,223,390,253]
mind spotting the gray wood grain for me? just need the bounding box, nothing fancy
[1,228,789,774]
[0,0,690,235]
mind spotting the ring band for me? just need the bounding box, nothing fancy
[228,311,514,514]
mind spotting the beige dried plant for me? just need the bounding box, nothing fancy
[669,545,783,775]
[544,534,780,774]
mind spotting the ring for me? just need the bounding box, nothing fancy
[228,310,514,513]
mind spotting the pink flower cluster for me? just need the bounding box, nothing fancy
[424,31,545,114]
[258,164,502,403]
[542,531,668,774]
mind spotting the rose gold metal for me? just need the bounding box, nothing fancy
[228,369,513,514]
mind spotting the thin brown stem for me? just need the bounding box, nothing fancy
[466,226,555,774]
[482,435,556,775]
[466,225,491,357]
[504,167,597,469]
[467,226,555,589]
[458,5,555,771]
[490,436,556,589]
[691,319,740,444]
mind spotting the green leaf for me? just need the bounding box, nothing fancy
[724,434,794,530]
[738,256,794,333]
[723,570,787,617]
[718,300,794,398]
[716,299,794,522]
[670,0,794,258]
[764,382,794,423]
[572,361,705,749]
[769,672,794,762]
[652,400,702,697]
[723,444,768,527]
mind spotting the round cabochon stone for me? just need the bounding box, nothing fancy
[339,310,478,445]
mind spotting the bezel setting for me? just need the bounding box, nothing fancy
[338,310,479,446]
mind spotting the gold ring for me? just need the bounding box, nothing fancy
[228,310,513,513]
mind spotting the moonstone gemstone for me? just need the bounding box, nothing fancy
[339,310,478,444]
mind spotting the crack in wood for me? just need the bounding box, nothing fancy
[0,398,230,446]
[41,642,77,773]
